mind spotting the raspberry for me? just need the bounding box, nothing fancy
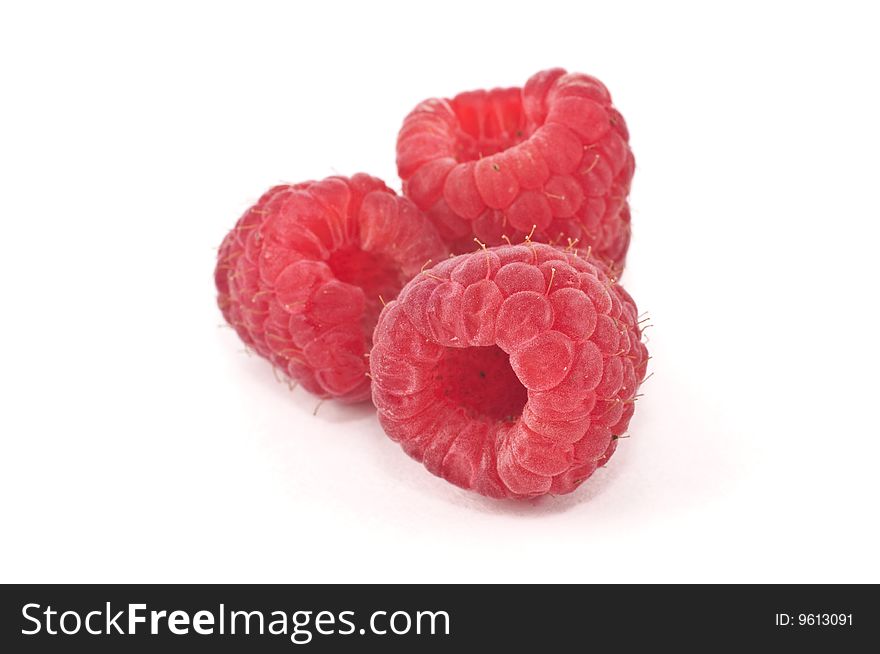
[370,242,648,498]
[216,174,446,403]
[396,68,635,272]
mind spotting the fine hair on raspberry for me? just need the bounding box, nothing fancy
[370,242,648,498]
[216,174,446,403]
[396,68,635,272]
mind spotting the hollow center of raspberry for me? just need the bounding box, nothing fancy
[451,93,529,162]
[327,246,403,318]
[434,345,527,423]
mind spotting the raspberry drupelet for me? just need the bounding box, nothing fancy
[216,174,446,403]
[396,68,635,273]
[370,242,648,498]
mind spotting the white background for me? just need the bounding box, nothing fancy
[1,1,878,583]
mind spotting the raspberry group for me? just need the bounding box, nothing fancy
[369,243,648,498]
[216,69,649,500]
[396,68,635,272]
[215,174,445,402]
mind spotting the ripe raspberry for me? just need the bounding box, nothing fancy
[396,68,635,272]
[370,242,648,498]
[216,174,446,403]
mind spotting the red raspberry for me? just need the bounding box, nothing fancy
[396,68,635,272]
[370,242,648,498]
[216,174,446,403]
